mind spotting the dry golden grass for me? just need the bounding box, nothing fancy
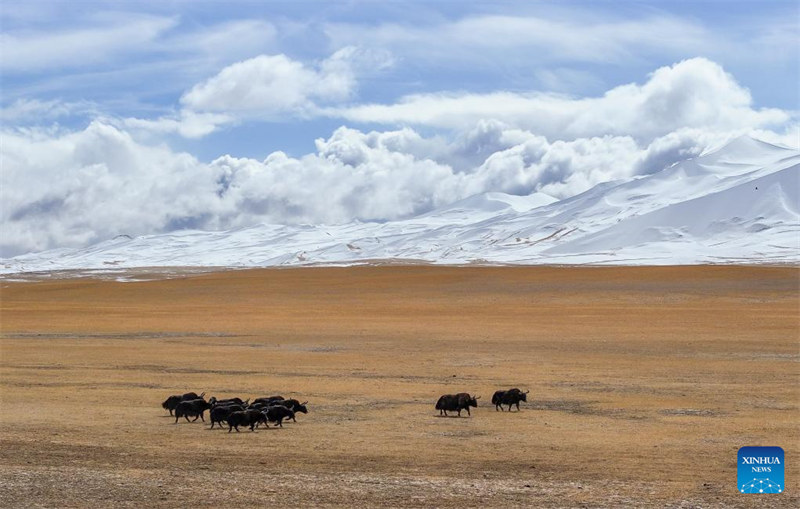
[1,265,798,507]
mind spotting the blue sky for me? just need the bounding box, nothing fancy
[1,0,798,256]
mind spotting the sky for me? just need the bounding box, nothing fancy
[1,0,798,257]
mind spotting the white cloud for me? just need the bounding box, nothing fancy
[329,58,790,142]
[750,125,800,150]
[325,13,712,65]
[0,98,97,122]
[123,47,392,138]
[324,9,798,86]
[168,20,277,63]
[2,116,750,258]
[1,14,177,72]
[123,111,235,139]
[180,47,386,116]
[1,122,216,255]
[181,54,326,114]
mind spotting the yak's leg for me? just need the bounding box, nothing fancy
[456,409,461,417]
[516,402,521,411]
[174,414,179,424]
[199,413,205,422]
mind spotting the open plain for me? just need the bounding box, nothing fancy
[0,265,798,507]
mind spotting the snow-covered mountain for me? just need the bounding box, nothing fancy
[3,136,798,274]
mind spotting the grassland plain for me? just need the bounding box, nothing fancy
[0,265,798,508]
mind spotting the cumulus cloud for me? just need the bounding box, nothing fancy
[127,47,391,137]
[1,118,747,258]
[183,47,390,114]
[329,58,789,142]
[183,55,329,114]
[1,122,217,255]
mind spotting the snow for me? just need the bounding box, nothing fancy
[2,135,798,275]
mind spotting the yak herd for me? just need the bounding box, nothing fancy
[162,392,308,432]
[163,387,529,431]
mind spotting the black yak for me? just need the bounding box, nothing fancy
[227,410,267,432]
[491,388,529,411]
[174,398,211,424]
[262,405,295,427]
[435,393,479,417]
[162,391,205,416]
[275,399,308,417]
[162,395,182,416]
[209,404,245,429]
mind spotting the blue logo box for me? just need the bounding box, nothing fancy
[738,446,784,494]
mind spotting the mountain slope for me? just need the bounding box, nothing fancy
[3,136,798,274]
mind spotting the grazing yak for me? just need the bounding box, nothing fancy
[162,392,205,416]
[209,404,245,429]
[174,398,212,423]
[491,388,530,412]
[227,410,267,432]
[262,405,295,427]
[435,393,480,417]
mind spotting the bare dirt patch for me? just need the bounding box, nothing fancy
[1,265,798,507]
